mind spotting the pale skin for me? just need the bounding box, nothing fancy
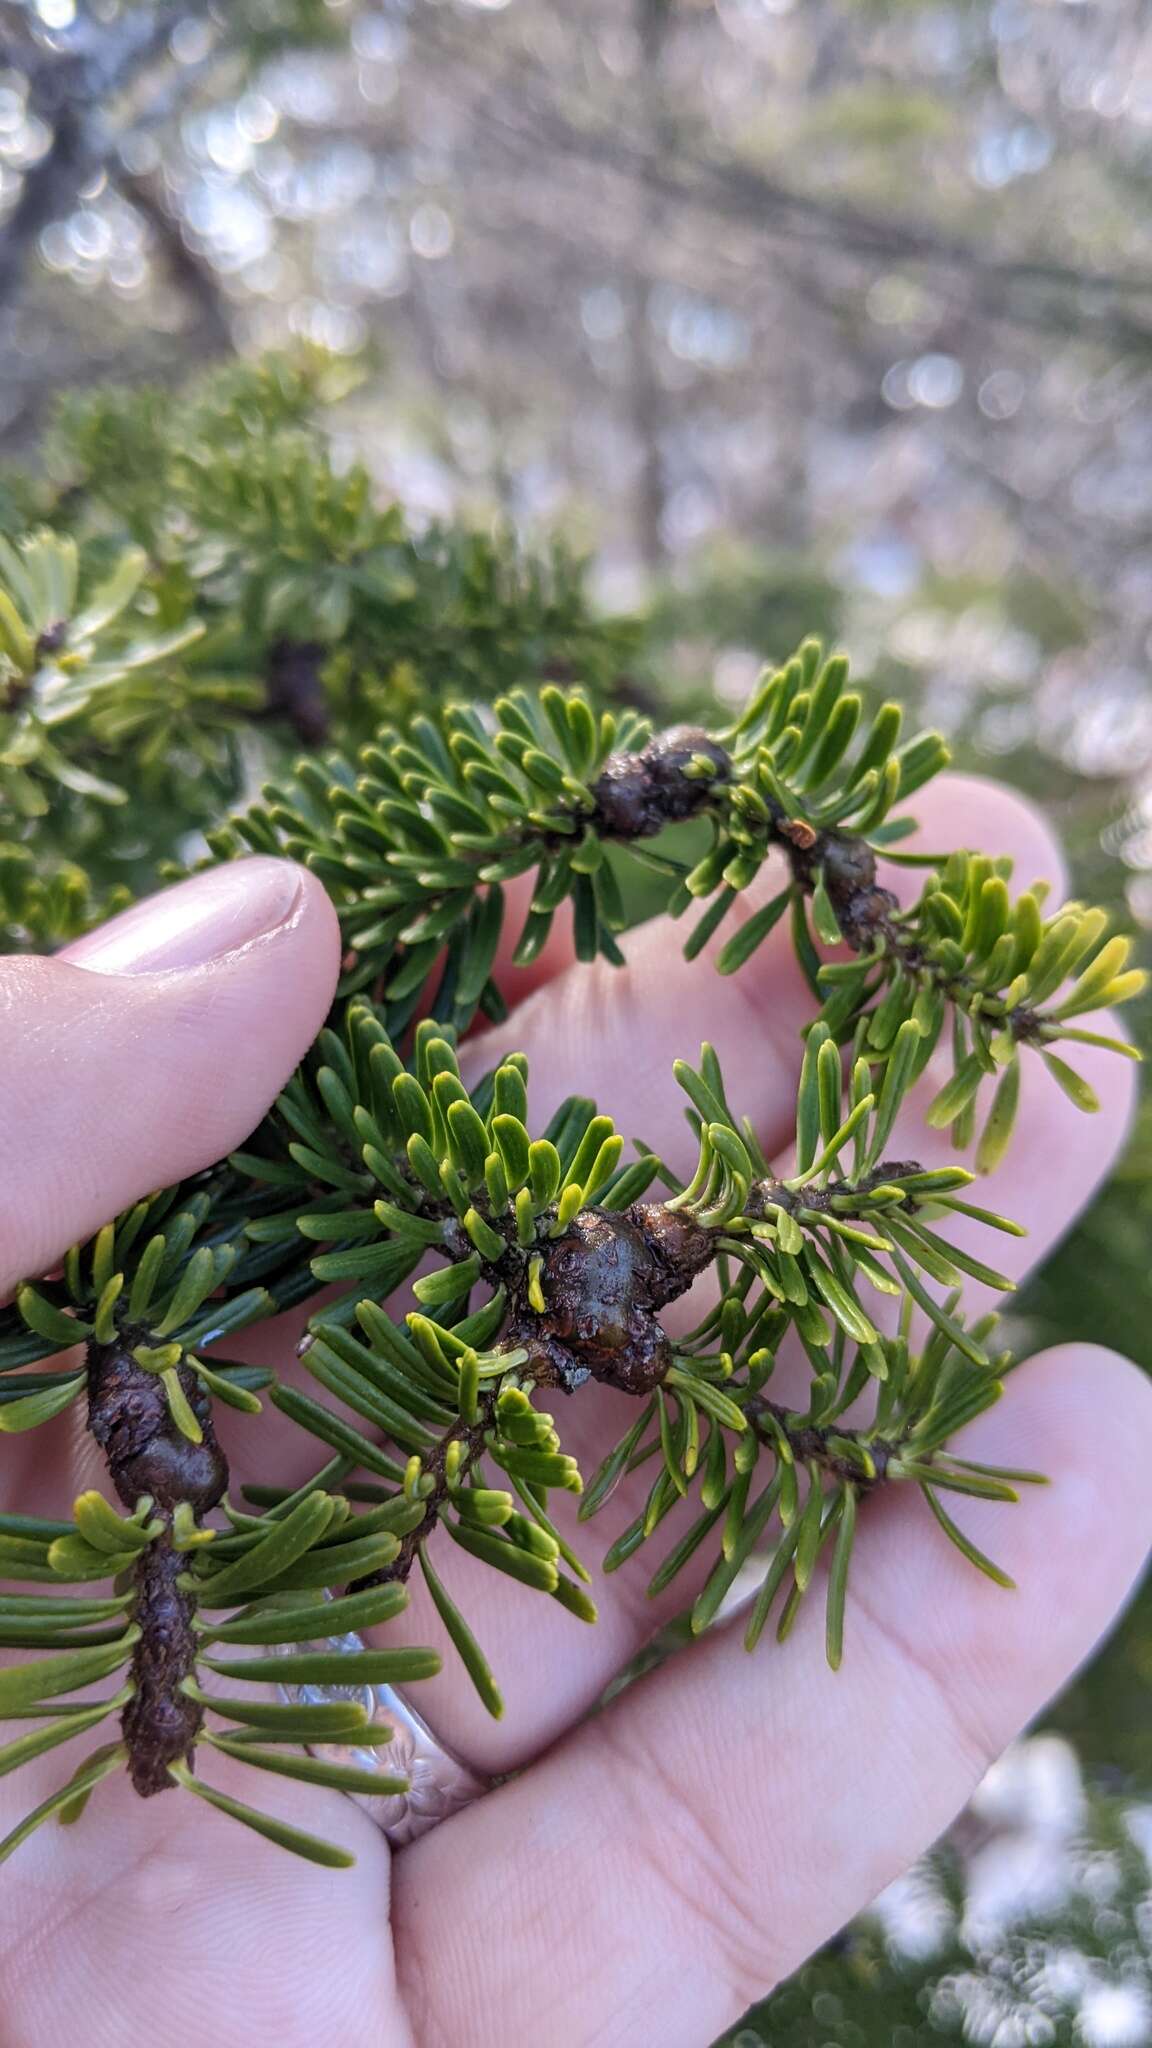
[0,773,1149,2048]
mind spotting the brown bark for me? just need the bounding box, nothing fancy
[86,1337,227,1796]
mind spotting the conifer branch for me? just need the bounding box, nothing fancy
[0,429,1143,1864]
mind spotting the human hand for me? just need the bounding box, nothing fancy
[1,777,1149,2048]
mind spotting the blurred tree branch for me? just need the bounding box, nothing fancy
[113,167,232,356]
[505,104,1152,349]
[0,4,227,319]
[626,0,674,572]
[0,5,196,310]
[413,9,1152,355]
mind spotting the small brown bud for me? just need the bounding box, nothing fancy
[780,817,818,851]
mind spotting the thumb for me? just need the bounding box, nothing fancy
[0,858,339,1295]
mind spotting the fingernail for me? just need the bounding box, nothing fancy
[61,859,305,975]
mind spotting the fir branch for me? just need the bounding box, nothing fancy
[0,605,1142,1864]
[350,1409,491,1592]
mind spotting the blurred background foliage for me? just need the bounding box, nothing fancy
[2,0,1152,2037]
[720,1734,1152,2047]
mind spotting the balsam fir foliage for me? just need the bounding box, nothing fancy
[0,498,1144,1871]
[0,348,641,939]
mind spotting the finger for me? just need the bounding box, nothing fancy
[716,997,1137,1440]
[752,770,1128,1317]
[462,772,1069,1180]
[486,871,578,1012]
[834,1011,1136,1317]
[0,869,406,2048]
[0,1736,399,2048]
[0,859,340,1294]
[381,778,1083,1768]
[393,1344,1152,2048]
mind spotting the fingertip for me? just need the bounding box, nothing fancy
[0,861,341,1290]
[487,870,578,1013]
[1049,1011,1142,1135]
[275,862,344,1023]
[886,771,1068,901]
[141,860,341,1158]
[996,1341,1152,1526]
[940,1018,1139,1301]
[980,1343,1152,1688]
[866,1341,1152,1744]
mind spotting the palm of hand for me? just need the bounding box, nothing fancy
[1,774,1149,2048]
